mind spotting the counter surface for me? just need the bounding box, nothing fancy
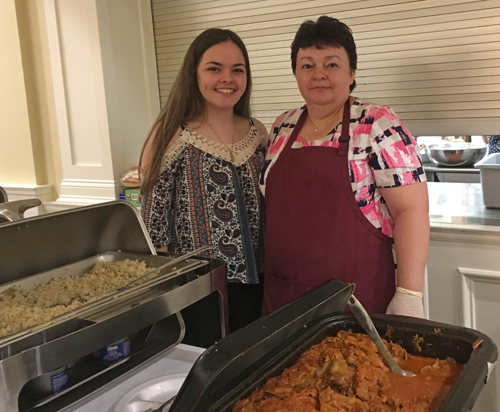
[423,163,480,174]
[428,182,500,227]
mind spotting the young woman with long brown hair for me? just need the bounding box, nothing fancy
[140,28,267,333]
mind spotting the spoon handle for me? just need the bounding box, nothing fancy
[347,296,415,377]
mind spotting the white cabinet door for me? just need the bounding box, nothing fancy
[427,226,500,412]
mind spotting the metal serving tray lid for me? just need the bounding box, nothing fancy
[0,201,154,284]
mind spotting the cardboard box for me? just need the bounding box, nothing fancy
[125,189,141,208]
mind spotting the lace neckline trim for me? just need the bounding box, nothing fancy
[179,125,263,165]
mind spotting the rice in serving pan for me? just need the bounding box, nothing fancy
[0,259,152,338]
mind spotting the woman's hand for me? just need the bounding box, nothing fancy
[386,287,424,318]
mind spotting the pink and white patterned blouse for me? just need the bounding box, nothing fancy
[259,99,426,238]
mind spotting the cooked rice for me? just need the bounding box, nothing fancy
[0,259,152,339]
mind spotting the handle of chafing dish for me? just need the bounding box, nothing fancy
[119,245,212,291]
[0,198,41,222]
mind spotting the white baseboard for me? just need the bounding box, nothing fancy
[59,179,124,202]
[1,181,127,217]
[40,199,105,215]
[0,183,54,202]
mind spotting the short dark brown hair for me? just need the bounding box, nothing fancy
[291,16,357,92]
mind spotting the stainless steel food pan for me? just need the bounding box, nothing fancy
[0,251,209,346]
[0,251,226,412]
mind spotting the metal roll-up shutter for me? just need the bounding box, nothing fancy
[151,0,500,135]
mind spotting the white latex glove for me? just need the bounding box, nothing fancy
[386,287,424,318]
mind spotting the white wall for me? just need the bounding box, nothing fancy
[0,0,160,207]
[0,0,38,186]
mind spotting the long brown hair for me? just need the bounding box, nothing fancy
[140,28,252,194]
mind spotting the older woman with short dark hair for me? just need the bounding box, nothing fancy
[260,16,429,317]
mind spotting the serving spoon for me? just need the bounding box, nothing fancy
[347,295,416,377]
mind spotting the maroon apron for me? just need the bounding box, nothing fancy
[262,100,395,315]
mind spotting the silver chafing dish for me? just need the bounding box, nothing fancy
[0,201,228,412]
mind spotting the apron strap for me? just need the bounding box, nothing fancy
[282,100,351,157]
[280,108,309,157]
[337,99,351,156]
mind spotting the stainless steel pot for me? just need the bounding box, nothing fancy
[425,143,487,167]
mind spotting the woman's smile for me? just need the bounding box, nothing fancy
[197,41,247,110]
[215,88,237,94]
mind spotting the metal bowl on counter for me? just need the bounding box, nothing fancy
[419,147,430,164]
[425,143,487,167]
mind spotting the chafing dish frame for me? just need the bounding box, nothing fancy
[0,201,228,412]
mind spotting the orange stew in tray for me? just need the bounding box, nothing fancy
[233,330,462,412]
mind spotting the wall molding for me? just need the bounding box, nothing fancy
[459,267,500,329]
[431,225,500,245]
[59,178,124,202]
[0,183,54,202]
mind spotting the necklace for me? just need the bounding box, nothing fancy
[206,121,236,162]
[308,116,335,133]
[308,111,341,133]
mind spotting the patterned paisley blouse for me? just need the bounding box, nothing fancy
[142,122,266,284]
